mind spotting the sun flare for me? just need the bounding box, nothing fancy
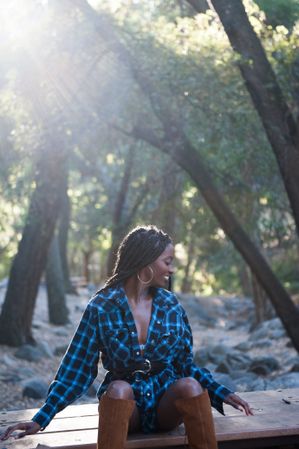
[1,0,48,49]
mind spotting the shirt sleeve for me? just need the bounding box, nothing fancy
[174,306,233,415]
[32,301,100,429]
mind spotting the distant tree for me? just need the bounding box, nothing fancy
[46,234,69,325]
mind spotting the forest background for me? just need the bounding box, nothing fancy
[0,0,299,351]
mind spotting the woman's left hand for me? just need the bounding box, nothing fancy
[224,393,254,416]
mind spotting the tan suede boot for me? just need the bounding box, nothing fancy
[175,391,218,449]
[97,395,135,449]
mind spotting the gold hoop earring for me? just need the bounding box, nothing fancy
[137,266,154,284]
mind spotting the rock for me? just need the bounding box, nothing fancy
[234,341,252,352]
[215,351,251,374]
[289,356,299,372]
[253,339,272,349]
[234,373,267,392]
[249,356,280,375]
[249,326,269,341]
[2,354,17,367]
[226,352,252,371]
[207,344,231,364]
[37,341,54,358]
[249,318,285,342]
[85,383,97,398]
[269,373,299,389]
[14,345,44,362]
[22,378,49,399]
[215,361,231,374]
[53,328,69,337]
[194,348,209,366]
[54,344,69,356]
[213,373,237,391]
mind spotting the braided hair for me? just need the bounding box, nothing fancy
[102,225,172,291]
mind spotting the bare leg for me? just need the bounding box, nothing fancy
[105,380,140,432]
[157,377,203,431]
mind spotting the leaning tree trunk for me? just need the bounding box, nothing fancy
[46,234,69,325]
[0,141,67,346]
[74,0,299,351]
[132,123,299,352]
[202,0,299,236]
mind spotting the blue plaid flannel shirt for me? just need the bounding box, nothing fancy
[32,284,232,432]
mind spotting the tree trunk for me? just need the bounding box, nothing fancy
[58,180,76,294]
[132,123,299,352]
[181,238,195,293]
[151,160,181,237]
[46,234,69,325]
[83,250,92,284]
[207,0,299,236]
[106,146,135,276]
[251,273,275,325]
[238,263,252,297]
[0,142,67,346]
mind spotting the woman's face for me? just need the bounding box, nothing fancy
[150,243,175,288]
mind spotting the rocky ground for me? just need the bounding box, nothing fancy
[0,287,298,413]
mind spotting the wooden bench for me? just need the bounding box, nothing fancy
[1,389,299,449]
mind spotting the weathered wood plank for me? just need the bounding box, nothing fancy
[0,389,298,449]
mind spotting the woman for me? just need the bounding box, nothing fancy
[0,225,252,449]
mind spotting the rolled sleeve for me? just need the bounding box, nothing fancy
[32,302,100,429]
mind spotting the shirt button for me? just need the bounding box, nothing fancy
[131,331,135,335]
[146,392,151,397]
[136,351,140,355]
[157,320,161,324]
[151,339,155,344]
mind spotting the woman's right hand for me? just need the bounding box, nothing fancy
[0,421,41,440]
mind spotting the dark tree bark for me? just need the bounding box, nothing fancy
[181,238,195,293]
[251,273,275,325]
[238,263,252,297]
[46,234,69,325]
[58,180,77,294]
[83,250,92,284]
[202,0,299,235]
[151,160,181,238]
[0,141,67,346]
[106,146,135,276]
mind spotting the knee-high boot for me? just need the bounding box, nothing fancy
[97,395,135,449]
[175,391,218,449]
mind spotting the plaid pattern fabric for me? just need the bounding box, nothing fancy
[32,284,232,432]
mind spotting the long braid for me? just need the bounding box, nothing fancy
[98,225,172,293]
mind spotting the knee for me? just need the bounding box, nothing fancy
[174,377,203,398]
[105,380,134,400]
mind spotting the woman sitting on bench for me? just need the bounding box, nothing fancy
[1,225,253,449]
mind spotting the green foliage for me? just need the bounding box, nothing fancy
[0,0,298,294]
[254,0,299,30]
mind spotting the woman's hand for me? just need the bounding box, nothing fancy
[224,393,254,416]
[0,421,41,440]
